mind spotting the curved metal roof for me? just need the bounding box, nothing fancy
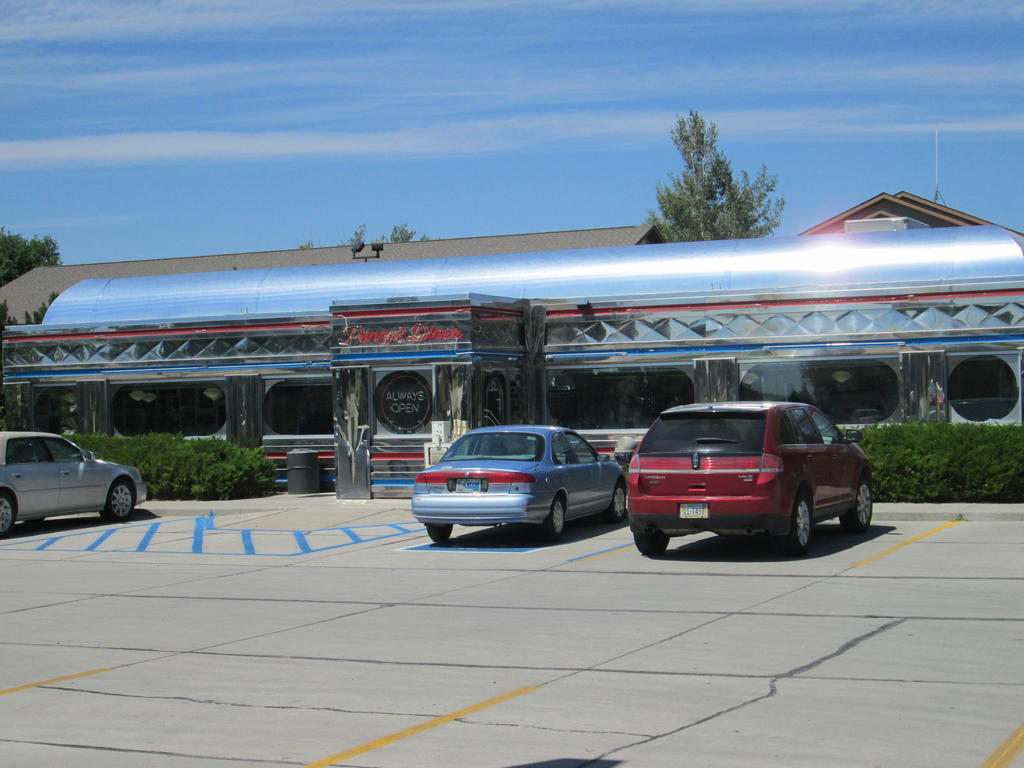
[41,226,1024,326]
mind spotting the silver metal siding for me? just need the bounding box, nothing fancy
[38,226,1024,328]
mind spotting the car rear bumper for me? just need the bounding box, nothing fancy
[412,492,551,526]
[629,496,789,536]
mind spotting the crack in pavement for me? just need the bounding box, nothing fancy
[574,618,908,766]
[0,737,292,765]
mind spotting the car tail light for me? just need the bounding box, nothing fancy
[414,471,536,484]
[702,455,761,470]
[481,471,537,483]
[759,453,783,472]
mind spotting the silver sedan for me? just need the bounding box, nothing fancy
[412,425,627,543]
[0,432,147,537]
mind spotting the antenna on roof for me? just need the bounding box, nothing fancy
[933,129,947,205]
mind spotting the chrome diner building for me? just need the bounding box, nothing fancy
[5,224,1024,498]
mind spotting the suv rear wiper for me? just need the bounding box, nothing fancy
[695,437,739,443]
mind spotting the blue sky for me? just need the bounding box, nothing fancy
[2,0,1022,265]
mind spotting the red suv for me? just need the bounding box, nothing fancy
[628,402,872,557]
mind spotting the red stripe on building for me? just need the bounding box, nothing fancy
[12,320,331,344]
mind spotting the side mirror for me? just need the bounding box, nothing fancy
[598,453,611,462]
[83,450,97,461]
[844,429,863,443]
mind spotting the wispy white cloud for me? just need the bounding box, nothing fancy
[2,107,1020,168]
[4,49,1019,111]
[0,115,665,167]
[1,0,1020,43]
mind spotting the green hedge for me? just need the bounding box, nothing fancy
[860,422,1024,503]
[68,434,277,501]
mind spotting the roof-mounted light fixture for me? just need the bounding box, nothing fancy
[352,240,384,262]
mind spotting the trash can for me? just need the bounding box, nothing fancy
[286,449,319,494]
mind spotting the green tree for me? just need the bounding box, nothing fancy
[389,223,416,243]
[299,224,434,249]
[0,228,62,428]
[341,223,431,247]
[0,227,61,286]
[648,110,784,242]
[346,225,367,247]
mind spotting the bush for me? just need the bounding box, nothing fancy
[860,422,1024,503]
[67,434,277,501]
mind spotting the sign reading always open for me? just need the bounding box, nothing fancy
[375,371,432,434]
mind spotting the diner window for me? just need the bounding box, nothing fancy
[483,372,507,426]
[34,386,77,434]
[112,383,226,436]
[739,359,898,424]
[547,367,694,430]
[264,380,333,435]
[948,355,1018,422]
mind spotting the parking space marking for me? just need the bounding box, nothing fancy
[851,521,961,568]
[301,685,537,768]
[982,723,1024,768]
[0,668,112,697]
[0,514,424,557]
[565,543,634,563]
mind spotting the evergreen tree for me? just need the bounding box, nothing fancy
[649,111,784,242]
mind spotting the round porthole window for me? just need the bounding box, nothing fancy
[375,371,432,434]
[948,356,1018,422]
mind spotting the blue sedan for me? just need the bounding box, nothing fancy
[412,425,627,543]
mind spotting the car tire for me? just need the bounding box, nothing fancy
[632,528,669,557]
[0,491,17,537]
[100,479,136,523]
[540,495,566,541]
[602,482,628,523]
[840,476,873,534]
[775,493,812,557]
[425,523,453,543]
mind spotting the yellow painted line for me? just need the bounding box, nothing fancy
[301,685,538,768]
[982,723,1024,768]
[569,543,634,563]
[852,521,960,568]
[0,667,112,697]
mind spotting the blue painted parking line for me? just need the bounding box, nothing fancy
[402,542,543,553]
[0,513,425,557]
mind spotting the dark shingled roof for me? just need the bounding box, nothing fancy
[0,224,661,323]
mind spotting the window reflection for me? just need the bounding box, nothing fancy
[547,367,694,430]
[34,386,77,434]
[739,359,898,424]
[948,356,1018,422]
[264,381,333,435]
[112,384,226,436]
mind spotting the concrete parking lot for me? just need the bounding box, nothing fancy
[1,495,1022,767]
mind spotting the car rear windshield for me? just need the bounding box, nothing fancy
[443,432,544,462]
[640,411,766,455]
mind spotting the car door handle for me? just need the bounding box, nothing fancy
[61,470,72,476]
[12,473,22,478]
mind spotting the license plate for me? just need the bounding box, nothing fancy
[679,503,708,519]
[456,478,484,492]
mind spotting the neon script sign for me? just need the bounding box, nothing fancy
[339,324,464,346]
